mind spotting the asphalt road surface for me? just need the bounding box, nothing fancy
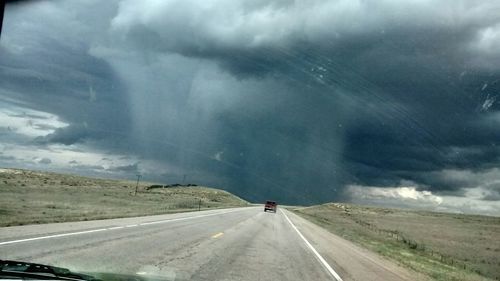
[0,207,426,281]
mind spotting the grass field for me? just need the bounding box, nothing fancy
[293,203,500,281]
[0,168,249,227]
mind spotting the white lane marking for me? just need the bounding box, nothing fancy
[0,209,247,246]
[137,210,244,226]
[107,226,125,230]
[281,210,343,281]
[211,232,224,239]
[0,228,107,246]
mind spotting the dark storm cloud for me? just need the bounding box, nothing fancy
[2,0,500,210]
[34,124,89,145]
[1,0,131,147]
[38,158,52,164]
[0,39,131,145]
[111,0,500,80]
[107,0,500,203]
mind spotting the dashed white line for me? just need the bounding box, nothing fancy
[138,212,226,226]
[281,210,343,281]
[0,209,245,246]
[211,232,224,239]
[107,226,125,230]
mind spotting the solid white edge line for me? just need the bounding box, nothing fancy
[0,208,247,246]
[0,228,107,246]
[281,210,343,281]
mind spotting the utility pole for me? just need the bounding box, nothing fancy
[182,174,186,184]
[135,174,142,196]
[198,199,201,211]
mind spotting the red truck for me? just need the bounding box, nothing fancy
[264,201,277,213]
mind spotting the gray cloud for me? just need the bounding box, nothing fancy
[0,154,16,161]
[38,158,52,164]
[35,124,89,145]
[1,0,500,212]
[71,163,106,171]
[111,0,500,76]
[108,162,140,173]
[1,0,131,144]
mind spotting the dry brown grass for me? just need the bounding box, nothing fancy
[0,168,249,227]
[294,203,500,281]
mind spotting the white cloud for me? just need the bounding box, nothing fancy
[473,23,500,55]
[0,103,67,138]
[427,168,500,191]
[468,22,500,69]
[346,184,500,216]
[347,185,443,205]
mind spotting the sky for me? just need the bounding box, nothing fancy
[1,0,500,216]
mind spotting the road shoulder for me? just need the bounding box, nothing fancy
[283,209,430,281]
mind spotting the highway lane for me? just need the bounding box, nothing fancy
[0,207,426,281]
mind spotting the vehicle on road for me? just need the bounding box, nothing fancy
[264,201,277,212]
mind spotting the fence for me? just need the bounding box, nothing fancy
[348,216,484,276]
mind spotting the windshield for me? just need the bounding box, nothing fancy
[1,1,499,281]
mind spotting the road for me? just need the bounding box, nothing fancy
[0,207,426,281]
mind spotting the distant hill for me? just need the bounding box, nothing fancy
[0,168,249,227]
